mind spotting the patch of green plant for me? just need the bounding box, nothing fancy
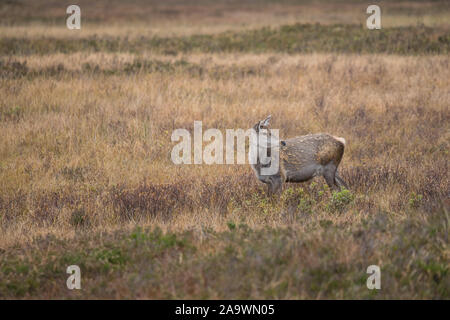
[69,208,90,228]
[129,227,190,250]
[244,192,274,214]
[417,260,448,283]
[408,192,423,208]
[227,221,236,231]
[328,189,354,212]
[1,24,448,56]
[95,247,128,271]
[281,187,315,214]
[0,106,23,122]
[319,219,333,228]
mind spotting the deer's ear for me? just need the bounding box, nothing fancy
[261,115,272,127]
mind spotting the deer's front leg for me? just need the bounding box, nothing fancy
[267,175,283,196]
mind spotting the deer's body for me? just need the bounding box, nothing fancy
[251,116,348,194]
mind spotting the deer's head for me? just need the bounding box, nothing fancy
[253,115,272,133]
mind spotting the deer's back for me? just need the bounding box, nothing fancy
[280,133,345,170]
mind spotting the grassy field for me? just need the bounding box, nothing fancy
[0,0,449,299]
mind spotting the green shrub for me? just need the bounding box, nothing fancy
[328,189,354,212]
[408,192,423,208]
[281,187,315,214]
[70,208,89,228]
[227,221,236,231]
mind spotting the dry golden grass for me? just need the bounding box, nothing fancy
[1,53,448,242]
[0,0,448,299]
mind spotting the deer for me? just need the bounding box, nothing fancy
[251,115,348,195]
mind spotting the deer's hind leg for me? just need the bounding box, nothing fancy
[335,172,348,190]
[323,163,339,191]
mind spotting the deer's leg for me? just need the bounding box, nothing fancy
[335,172,348,190]
[266,183,273,196]
[271,175,283,195]
[266,175,282,196]
[323,163,339,191]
